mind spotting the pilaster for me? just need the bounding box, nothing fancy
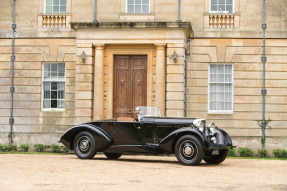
[93,44,105,120]
[155,44,166,116]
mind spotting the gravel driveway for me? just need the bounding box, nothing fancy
[0,154,286,191]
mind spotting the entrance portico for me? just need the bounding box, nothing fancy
[72,22,192,122]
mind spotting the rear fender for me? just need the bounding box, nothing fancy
[60,124,114,151]
[159,127,208,153]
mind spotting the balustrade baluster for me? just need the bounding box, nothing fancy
[54,16,56,28]
[218,15,222,28]
[222,15,226,29]
[231,15,234,28]
[63,16,66,28]
[209,15,213,28]
[48,16,50,28]
[42,16,46,28]
[53,16,56,28]
[213,15,217,28]
[57,16,60,28]
[226,15,230,29]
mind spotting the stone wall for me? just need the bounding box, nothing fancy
[1,0,286,39]
[188,38,287,149]
[0,0,286,149]
[0,39,76,145]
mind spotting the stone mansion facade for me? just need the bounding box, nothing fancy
[0,0,286,149]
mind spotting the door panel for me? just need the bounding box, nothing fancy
[114,57,130,118]
[114,56,147,118]
[133,70,146,108]
[115,70,129,117]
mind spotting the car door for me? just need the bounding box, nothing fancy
[109,121,151,153]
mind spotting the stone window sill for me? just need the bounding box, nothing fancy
[42,109,65,112]
[208,111,234,115]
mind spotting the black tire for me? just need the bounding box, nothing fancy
[73,131,97,159]
[175,135,204,166]
[203,149,228,164]
[104,152,122,159]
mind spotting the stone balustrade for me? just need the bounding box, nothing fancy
[209,14,234,29]
[42,14,67,28]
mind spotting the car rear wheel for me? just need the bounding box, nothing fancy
[175,135,204,166]
[104,152,122,159]
[203,149,228,164]
[74,131,97,159]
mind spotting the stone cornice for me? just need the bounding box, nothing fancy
[71,21,192,31]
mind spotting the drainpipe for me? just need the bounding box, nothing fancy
[177,0,182,22]
[9,0,16,145]
[93,0,98,22]
[184,39,191,117]
[261,0,267,149]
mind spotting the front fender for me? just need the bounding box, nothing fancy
[211,128,233,147]
[159,127,208,153]
[60,124,114,151]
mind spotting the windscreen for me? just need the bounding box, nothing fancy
[135,106,161,118]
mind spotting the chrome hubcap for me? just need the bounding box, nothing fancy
[77,136,91,154]
[183,145,193,156]
[79,140,89,151]
[179,140,198,161]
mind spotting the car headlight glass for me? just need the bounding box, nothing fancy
[198,122,204,131]
[211,137,217,144]
[207,122,216,133]
[193,119,205,132]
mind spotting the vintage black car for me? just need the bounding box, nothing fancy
[60,106,234,166]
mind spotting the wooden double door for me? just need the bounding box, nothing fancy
[113,56,147,118]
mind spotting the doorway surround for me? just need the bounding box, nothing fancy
[71,22,192,121]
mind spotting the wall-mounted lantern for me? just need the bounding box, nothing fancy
[169,51,178,63]
[81,51,86,63]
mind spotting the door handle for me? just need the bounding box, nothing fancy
[128,109,133,113]
[137,126,141,130]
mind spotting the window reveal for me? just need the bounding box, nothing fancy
[43,63,65,110]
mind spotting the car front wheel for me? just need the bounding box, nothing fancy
[203,149,228,164]
[104,152,122,159]
[175,135,204,166]
[74,131,97,159]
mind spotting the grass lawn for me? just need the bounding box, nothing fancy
[0,151,66,155]
[227,157,287,160]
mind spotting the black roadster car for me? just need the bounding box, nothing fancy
[60,107,234,166]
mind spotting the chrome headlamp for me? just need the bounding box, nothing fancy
[207,122,216,133]
[193,119,205,132]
